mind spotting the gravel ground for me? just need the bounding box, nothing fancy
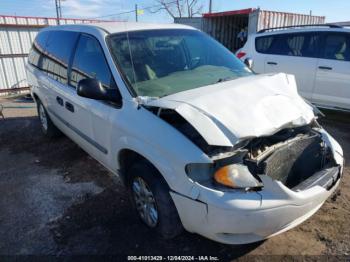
[0,95,349,261]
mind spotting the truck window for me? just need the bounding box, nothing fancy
[256,33,321,58]
[323,33,350,61]
[255,35,274,54]
[43,31,79,85]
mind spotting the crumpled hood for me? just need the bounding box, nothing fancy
[143,73,315,147]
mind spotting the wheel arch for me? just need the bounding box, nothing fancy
[32,92,40,102]
[118,148,167,187]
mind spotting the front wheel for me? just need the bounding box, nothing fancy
[127,160,183,239]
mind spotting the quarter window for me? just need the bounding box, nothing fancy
[70,34,117,89]
[28,31,50,70]
[323,34,350,61]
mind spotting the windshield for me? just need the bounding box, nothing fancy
[108,29,252,97]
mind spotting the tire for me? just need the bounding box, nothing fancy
[36,99,61,138]
[127,160,183,239]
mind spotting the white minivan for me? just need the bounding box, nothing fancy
[26,22,343,244]
[237,25,350,111]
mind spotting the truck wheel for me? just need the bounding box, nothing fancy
[127,160,183,239]
[37,100,61,138]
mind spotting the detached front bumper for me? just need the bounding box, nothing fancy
[171,166,342,245]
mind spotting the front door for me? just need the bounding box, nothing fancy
[313,32,350,110]
[65,34,122,167]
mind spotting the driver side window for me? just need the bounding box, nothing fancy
[70,34,117,89]
[323,33,350,61]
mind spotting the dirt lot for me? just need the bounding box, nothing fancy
[0,95,349,260]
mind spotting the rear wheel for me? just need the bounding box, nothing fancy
[36,100,61,138]
[127,160,183,239]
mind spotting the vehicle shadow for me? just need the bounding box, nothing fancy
[319,109,350,124]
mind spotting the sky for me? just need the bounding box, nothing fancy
[0,0,349,23]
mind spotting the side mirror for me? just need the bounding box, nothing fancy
[77,78,121,104]
[244,58,253,69]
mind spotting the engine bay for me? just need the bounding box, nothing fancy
[242,125,337,189]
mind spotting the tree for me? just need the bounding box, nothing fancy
[151,0,203,18]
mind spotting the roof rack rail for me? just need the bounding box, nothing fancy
[331,23,350,27]
[257,24,342,33]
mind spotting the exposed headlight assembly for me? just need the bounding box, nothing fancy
[186,162,263,190]
[214,164,263,189]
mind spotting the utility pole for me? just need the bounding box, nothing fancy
[55,0,60,25]
[58,0,62,19]
[135,4,138,22]
[209,0,212,13]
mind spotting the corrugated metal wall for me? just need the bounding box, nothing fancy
[202,14,249,51]
[0,15,106,95]
[175,9,326,52]
[256,10,325,32]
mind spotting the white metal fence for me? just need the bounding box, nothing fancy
[0,15,106,95]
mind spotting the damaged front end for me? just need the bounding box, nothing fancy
[138,72,343,192]
[134,73,344,244]
[143,102,341,192]
[185,122,341,193]
[144,105,234,156]
[243,123,341,191]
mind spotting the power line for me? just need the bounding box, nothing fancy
[92,9,135,19]
[89,0,184,20]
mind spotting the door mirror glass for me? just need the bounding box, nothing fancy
[77,78,121,104]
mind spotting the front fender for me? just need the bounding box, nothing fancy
[113,135,210,195]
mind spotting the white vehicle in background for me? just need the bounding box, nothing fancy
[26,22,343,244]
[236,24,350,112]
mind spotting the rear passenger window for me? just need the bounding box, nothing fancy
[28,31,50,70]
[286,35,305,56]
[43,31,79,85]
[323,34,350,61]
[70,34,116,89]
[256,33,321,58]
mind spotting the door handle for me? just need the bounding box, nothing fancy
[267,61,278,65]
[56,96,63,106]
[318,66,332,70]
[65,102,74,113]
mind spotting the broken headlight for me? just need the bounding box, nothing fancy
[185,163,263,190]
[214,164,263,189]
